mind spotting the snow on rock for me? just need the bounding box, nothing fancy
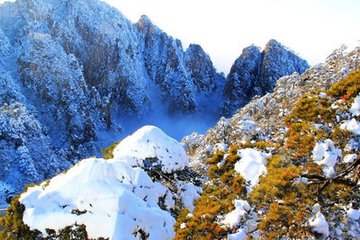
[347,208,360,221]
[238,119,259,134]
[309,204,330,238]
[222,39,309,116]
[180,222,186,229]
[343,154,357,163]
[345,206,360,238]
[221,199,259,239]
[113,126,189,173]
[341,118,360,136]
[177,182,202,211]
[234,148,270,192]
[221,200,251,228]
[350,94,360,116]
[312,139,342,178]
[18,125,203,239]
[213,142,229,153]
[227,227,247,240]
[319,92,328,99]
[181,132,205,153]
[19,157,176,239]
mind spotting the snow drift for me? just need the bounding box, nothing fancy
[18,125,199,239]
[113,125,189,173]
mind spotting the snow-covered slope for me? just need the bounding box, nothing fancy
[222,39,309,116]
[180,45,360,239]
[0,0,309,207]
[185,46,360,175]
[17,125,201,239]
[20,158,176,240]
[113,126,189,173]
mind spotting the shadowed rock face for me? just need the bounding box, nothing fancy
[223,39,309,116]
[185,44,217,92]
[136,15,226,114]
[224,45,262,103]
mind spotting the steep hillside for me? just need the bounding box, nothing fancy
[1,46,358,240]
[180,46,360,239]
[0,0,221,207]
[0,46,358,239]
[184,46,359,175]
[0,0,309,207]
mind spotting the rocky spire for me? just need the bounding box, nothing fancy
[222,40,309,116]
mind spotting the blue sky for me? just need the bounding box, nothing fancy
[104,0,360,73]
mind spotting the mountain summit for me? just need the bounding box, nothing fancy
[223,39,309,115]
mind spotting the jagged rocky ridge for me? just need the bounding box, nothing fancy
[181,45,360,239]
[185,46,359,162]
[0,0,308,207]
[184,46,359,175]
[222,39,309,115]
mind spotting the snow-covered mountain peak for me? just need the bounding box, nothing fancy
[136,14,152,28]
[264,38,283,49]
[222,40,309,116]
[113,125,189,173]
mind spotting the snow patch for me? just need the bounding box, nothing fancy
[113,126,189,173]
[350,94,360,116]
[309,204,329,238]
[341,118,360,136]
[238,120,258,134]
[319,92,328,99]
[343,154,357,163]
[228,227,247,240]
[347,208,360,221]
[213,142,228,153]
[19,157,175,239]
[234,148,269,192]
[221,200,251,228]
[309,211,329,238]
[312,139,342,178]
[178,182,202,211]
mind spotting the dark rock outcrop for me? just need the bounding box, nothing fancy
[223,39,309,116]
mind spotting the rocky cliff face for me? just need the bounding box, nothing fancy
[223,39,309,116]
[184,45,359,179]
[0,0,224,206]
[0,0,309,206]
[136,15,225,113]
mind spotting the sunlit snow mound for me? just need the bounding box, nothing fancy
[234,148,270,193]
[113,125,189,173]
[19,158,175,239]
[18,125,197,239]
